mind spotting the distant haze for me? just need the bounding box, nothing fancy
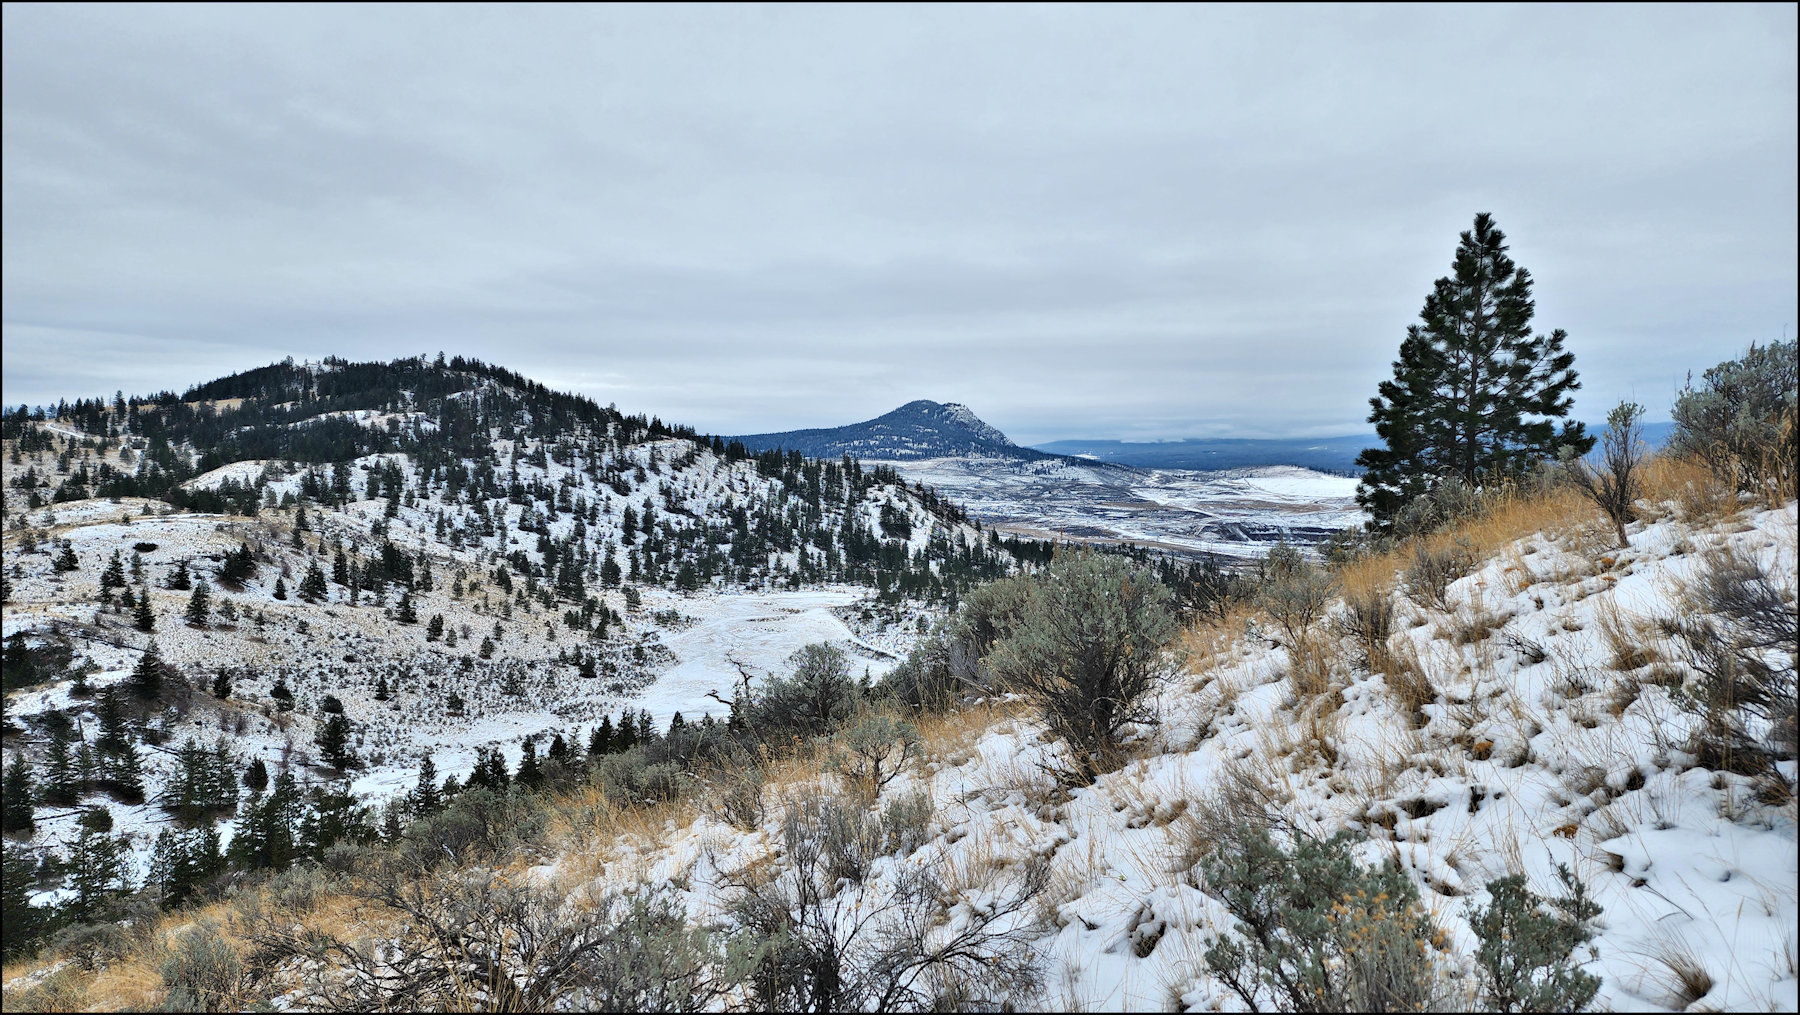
[4,5,1794,443]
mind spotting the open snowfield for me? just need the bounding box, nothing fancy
[636,588,901,724]
[881,457,1366,558]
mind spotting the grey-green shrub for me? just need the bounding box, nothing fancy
[749,642,861,741]
[1255,544,1335,644]
[879,791,934,857]
[984,550,1178,783]
[157,921,245,1013]
[1672,543,1799,766]
[826,708,919,792]
[1201,825,1451,1013]
[1670,339,1798,495]
[1337,585,1395,649]
[1467,865,1602,1013]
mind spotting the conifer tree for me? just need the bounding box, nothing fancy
[104,739,147,804]
[66,811,130,921]
[185,580,211,626]
[42,727,79,806]
[315,712,354,769]
[134,590,156,632]
[131,640,165,699]
[515,737,542,789]
[168,559,192,590]
[52,542,79,573]
[221,543,256,586]
[100,551,126,594]
[230,771,299,871]
[270,679,294,711]
[426,613,444,640]
[96,689,132,756]
[2,849,43,960]
[299,560,328,601]
[243,757,269,793]
[332,548,349,585]
[211,669,232,699]
[273,576,288,600]
[374,674,390,701]
[1357,214,1594,527]
[396,589,417,624]
[411,753,441,816]
[589,716,614,759]
[2,752,34,833]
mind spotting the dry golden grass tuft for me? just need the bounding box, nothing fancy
[1646,931,1717,1010]
[1376,637,1438,729]
[913,697,1012,766]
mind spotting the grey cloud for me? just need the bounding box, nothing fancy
[4,5,1794,445]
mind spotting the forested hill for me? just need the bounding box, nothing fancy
[732,399,1065,462]
[3,356,1050,605]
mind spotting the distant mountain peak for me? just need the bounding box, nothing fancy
[733,399,1040,461]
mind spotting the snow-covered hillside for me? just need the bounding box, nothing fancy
[1,363,1002,893]
[539,496,1797,1012]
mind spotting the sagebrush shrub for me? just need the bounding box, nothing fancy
[156,922,246,1013]
[1467,865,1602,1013]
[749,642,861,742]
[985,550,1178,783]
[1337,584,1396,649]
[1201,825,1452,1013]
[1255,544,1335,645]
[1669,340,1798,497]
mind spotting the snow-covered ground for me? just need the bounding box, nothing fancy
[881,457,1365,558]
[553,499,1798,1012]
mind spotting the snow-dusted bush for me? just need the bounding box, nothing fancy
[1669,340,1798,497]
[1672,542,1799,765]
[984,550,1178,783]
[1336,583,1395,649]
[279,862,724,1013]
[1201,825,1453,1013]
[725,786,1044,1012]
[1403,537,1475,611]
[825,707,919,793]
[1467,865,1602,1013]
[1255,543,1335,645]
[748,642,861,742]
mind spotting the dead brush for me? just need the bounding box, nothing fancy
[1593,595,1661,672]
[1445,594,1510,646]
[1286,633,1337,700]
[1640,453,1739,524]
[1377,637,1438,729]
[1334,582,1397,658]
[1403,536,1476,611]
[1170,758,1289,887]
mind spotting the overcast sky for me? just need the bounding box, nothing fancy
[3,5,1794,443]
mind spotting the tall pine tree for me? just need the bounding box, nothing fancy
[1356,213,1593,528]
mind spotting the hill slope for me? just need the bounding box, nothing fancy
[1,356,1059,920]
[733,399,1061,462]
